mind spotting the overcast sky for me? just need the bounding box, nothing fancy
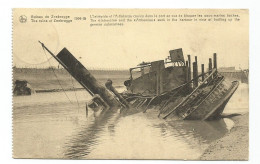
[13,9,248,70]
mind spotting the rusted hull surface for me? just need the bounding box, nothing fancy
[129,66,187,95]
[56,48,119,107]
[184,79,239,120]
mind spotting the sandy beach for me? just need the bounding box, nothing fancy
[200,112,249,160]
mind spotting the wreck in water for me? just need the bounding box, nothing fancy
[39,41,239,120]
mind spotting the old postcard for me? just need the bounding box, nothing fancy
[12,9,249,160]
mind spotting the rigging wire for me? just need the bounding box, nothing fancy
[41,46,73,104]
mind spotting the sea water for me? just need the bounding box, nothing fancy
[12,83,248,159]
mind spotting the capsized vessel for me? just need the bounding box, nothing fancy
[39,41,239,120]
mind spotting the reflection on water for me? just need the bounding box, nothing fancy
[64,112,121,158]
[13,84,248,159]
[64,109,231,159]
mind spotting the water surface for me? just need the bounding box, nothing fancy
[13,83,248,159]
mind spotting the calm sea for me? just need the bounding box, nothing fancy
[13,83,248,159]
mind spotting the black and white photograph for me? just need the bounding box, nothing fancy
[11,8,249,160]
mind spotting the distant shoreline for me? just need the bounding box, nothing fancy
[34,85,125,93]
[13,67,247,93]
[35,87,85,93]
[13,67,129,72]
[13,67,130,91]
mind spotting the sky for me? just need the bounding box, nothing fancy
[13,9,249,70]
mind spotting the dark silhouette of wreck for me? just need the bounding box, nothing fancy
[39,41,239,120]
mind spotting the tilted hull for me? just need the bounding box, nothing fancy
[158,69,239,120]
[40,42,239,120]
[183,79,239,120]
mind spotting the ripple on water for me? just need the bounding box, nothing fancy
[13,86,245,159]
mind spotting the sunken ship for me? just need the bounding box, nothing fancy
[39,41,239,120]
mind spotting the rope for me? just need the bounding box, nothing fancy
[41,46,73,104]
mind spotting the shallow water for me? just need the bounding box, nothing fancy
[12,83,248,159]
